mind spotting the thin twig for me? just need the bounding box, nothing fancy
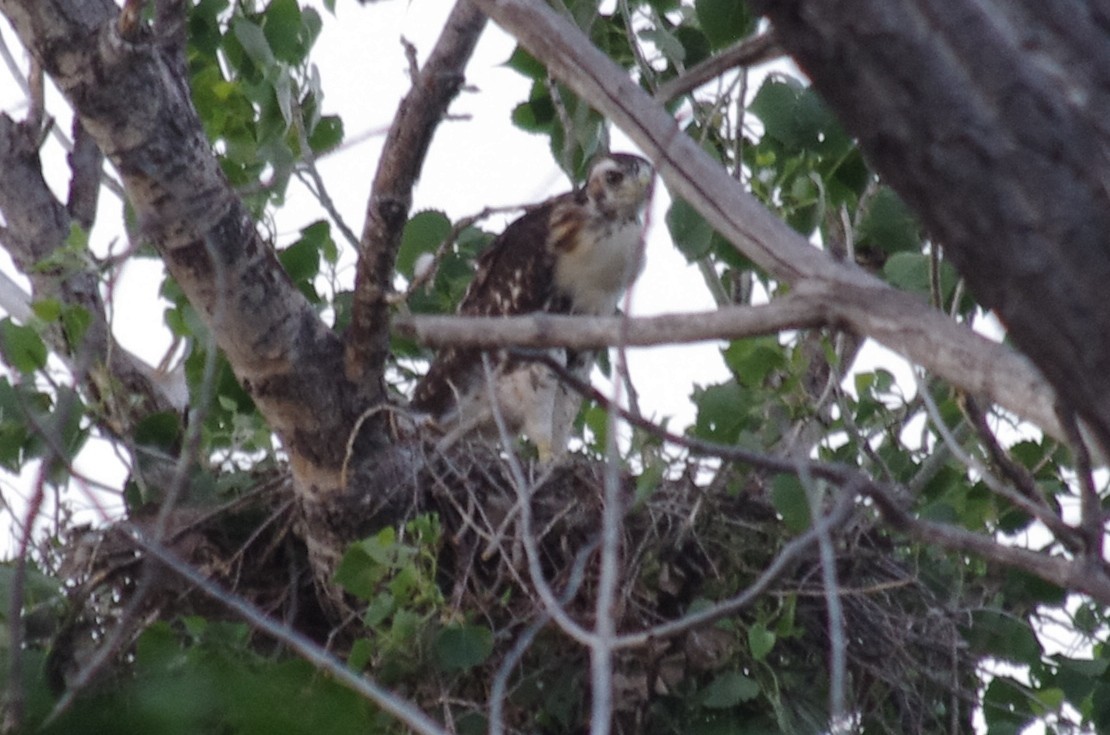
[489,537,598,735]
[798,464,847,729]
[1056,404,1104,558]
[655,30,782,103]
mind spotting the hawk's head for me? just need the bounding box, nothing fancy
[585,153,654,220]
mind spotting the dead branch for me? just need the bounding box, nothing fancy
[397,290,824,347]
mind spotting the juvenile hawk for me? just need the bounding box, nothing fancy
[410,153,654,459]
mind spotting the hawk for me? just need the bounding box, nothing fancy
[410,152,654,460]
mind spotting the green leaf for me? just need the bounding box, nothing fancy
[60,304,91,349]
[232,17,275,70]
[695,0,753,50]
[505,46,545,79]
[700,670,760,708]
[364,591,396,627]
[299,220,338,264]
[0,319,46,373]
[511,96,555,133]
[771,474,811,533]
[397,211,452,279]
[673,26,711,67]
[639,27,685,66]
[882,252,930,292]
[858,187,921,254]
[65,222,90,250]
[750,78,843,154]
[262,0,305,64]
[348,638,373,671]
[0,564,62,617]
[967,610,1041,666]
[308,114,344,154]
[279,237,320,283]
[434,624,493,671]
[271,68,295,127]
[666,197,714,261]
[747,622,776,661]
[982,676,1035,733]
[30,299,62,322]
[723,337,785,388]
[691,381,748,444]
[134,411,183,451]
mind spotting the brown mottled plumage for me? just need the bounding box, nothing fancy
[410,153,654,460]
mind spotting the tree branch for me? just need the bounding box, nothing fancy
[397,290,825,348]
[654,29,782,103]
[0,114,180,422]
[865,485,1110,607]
[345,0,487,397]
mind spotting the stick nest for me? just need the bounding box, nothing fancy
[54,441,988,733]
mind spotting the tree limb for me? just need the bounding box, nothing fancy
[0,114,180,423]
[396,290,824,348]
[655,29,782,103]
[345,0,487,398]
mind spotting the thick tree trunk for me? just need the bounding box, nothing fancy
[753,0,1110,454]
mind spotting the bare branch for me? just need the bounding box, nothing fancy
[345,0,487,396]
[398,290,823,348]
[865,485,1110,606]
[1056,404,1103,559]
[655,29,783,103]
[65,119,102,229]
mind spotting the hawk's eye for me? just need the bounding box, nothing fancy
[605,170,625,186]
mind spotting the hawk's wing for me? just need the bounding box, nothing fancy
[410,193,578,418]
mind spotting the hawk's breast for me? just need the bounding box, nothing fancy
[553,216,645,315]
